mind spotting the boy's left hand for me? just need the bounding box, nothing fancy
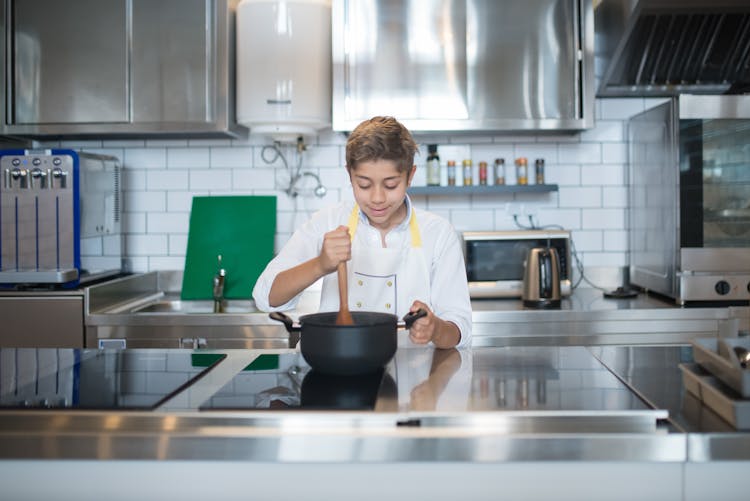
[407,300,436,345]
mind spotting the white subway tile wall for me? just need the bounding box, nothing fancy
[40,98,663,275]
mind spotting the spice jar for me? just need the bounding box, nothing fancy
[478,161,488,185]
[535,158,545,184]
[494,158,506,185]
[515,157,528,185]
[462,159,473,186]
[446,160,456,186]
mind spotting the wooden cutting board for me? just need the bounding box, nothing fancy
[181,195,276,300]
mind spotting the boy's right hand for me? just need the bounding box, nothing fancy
[319,225,351,274]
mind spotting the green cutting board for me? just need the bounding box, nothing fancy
[181,196,276,300]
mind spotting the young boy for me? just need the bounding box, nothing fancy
[252,116,472,348]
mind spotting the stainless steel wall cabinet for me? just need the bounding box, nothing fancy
[332,0,595,132]
[1,0,246,138]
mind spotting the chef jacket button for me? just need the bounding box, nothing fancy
[356,301,362,308]
[357,280,363,286]
[387,280,393,287]
[385,303,391,309]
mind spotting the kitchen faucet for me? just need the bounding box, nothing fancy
[213,254,226,313]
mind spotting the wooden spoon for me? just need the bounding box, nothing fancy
[335,261,354,325]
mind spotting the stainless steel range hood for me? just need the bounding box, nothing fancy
[596,0,750,96]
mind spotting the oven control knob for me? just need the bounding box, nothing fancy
[32,157,41,166]
[715,280,731,296]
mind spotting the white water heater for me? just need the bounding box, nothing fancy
[236,0,332,142]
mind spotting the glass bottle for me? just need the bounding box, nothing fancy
[462,159,473,186]
[426,144,441,186]
[494,158,506,185]
[446,160,456,186]
[535,158,545,184]
[478,161,488,185]
[515,157,528,185]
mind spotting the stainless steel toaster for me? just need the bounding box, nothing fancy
[0,149,122,286]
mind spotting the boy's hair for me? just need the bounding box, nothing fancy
[345,116,417,173]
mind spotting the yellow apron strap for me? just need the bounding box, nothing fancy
[347,205,359,240]
[409,211,422,248]
[349,203,422,247]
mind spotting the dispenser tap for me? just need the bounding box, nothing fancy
[213,254,226,313]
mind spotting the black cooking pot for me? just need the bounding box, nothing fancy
[270,309,426,376]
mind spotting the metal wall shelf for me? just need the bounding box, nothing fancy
[408,184,558,196]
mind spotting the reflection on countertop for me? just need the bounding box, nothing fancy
[166,345,661,430]
[591,344,743,434]
[0,345,663,426]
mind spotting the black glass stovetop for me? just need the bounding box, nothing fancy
[200,353,394,411]
[0,348,225,410]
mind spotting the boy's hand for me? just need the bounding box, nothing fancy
[407,300,461,348]
[407,300,437,344]
[319,225,351,274]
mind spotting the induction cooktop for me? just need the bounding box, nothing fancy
[200,353,393,411]
[0,348,225,410]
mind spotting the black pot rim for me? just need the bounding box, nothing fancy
[299,311,399,328]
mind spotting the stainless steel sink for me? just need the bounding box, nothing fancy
[132,299,257,314]
[84,272,319,349]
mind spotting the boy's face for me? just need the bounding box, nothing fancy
[349,159,416,231]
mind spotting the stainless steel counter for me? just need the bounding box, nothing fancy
[1,344,747,461]
[591,344,750,463]
[85,272,750,349]
[0,347,672,462]
[472,288,749,345]
[0,344,748,501]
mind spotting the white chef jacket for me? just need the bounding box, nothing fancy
[252,197,473,348]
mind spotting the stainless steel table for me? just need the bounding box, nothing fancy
[0,345,692,462]
[0,345,748,501]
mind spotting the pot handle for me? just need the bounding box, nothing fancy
[269,311,301,332]
[401,308,428,329]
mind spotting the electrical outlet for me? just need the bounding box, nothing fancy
[506,203,525,218]
[526,207,540,226]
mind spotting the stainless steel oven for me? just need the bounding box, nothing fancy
[463,230,572,298]
[628,95,750,304]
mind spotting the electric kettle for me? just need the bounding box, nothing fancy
[522,247,562,308]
